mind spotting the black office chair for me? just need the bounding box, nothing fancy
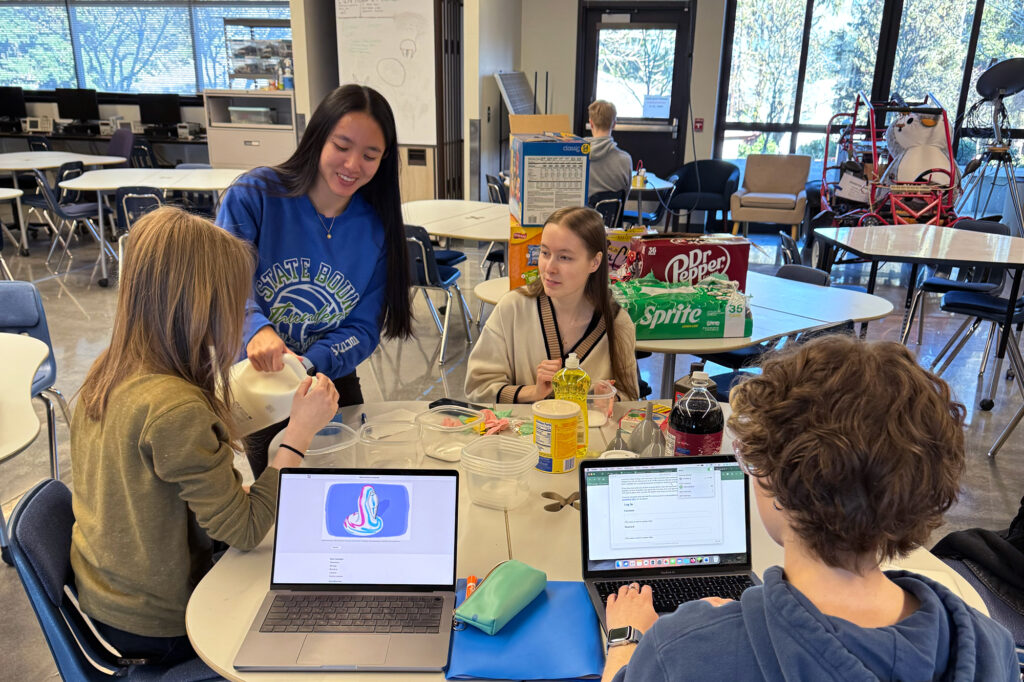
[588,190,626,228]
[8,479,220,680]
[668,160,740,232]
[406,224,473,364]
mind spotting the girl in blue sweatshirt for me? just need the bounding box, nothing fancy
[217,84,412,477]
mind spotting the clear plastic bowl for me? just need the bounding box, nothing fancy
[268,421,358,467]
[414,405,483,462]
[461,437,538,510]
[587,381,617,427]
[358,421,421,469]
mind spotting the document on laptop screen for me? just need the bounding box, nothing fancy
[584,463,748,571]
[272,472,457,586]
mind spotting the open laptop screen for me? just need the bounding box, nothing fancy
[271,470,458,589]
[583,459,749,573]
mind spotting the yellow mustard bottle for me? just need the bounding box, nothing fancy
[552,353,591,458]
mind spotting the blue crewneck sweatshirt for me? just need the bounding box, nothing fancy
[216,168,387,379]
[613,567,1017,681]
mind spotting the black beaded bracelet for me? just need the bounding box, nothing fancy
[279,443,305,458]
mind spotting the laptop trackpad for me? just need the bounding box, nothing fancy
[297,634,389,666]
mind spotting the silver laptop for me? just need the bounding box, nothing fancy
[234,468,459,672]
[578,456,759,630]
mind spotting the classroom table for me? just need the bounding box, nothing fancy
[814,224,1024,416]
[0,151,126,255]
[626,171,675,228]
[402,200,510,243]
[60,167,245,286]
[185,401,985,681]
[473,272,894,397]
[0,333,48,469]
[0,188,23,278]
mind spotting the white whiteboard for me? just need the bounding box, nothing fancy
[336,0,436,146]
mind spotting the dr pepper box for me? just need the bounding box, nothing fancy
[508,131,590,288]
[616,233,750,292]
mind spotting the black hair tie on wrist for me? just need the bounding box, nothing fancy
[279,443,305,458]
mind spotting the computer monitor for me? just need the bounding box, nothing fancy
[55,88,100,122]
[138,93,181,126]
[0,87,27,120]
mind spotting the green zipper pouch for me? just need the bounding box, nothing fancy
[453,560,547,635]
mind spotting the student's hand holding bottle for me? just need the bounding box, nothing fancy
[247,325,291,372]
[270,374,340,469]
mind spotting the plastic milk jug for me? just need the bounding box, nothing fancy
[228,354,308,436]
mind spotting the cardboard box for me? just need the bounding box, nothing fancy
[508,130,590,288]
[615,234,750,292]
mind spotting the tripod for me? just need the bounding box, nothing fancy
[956,145,1024,237]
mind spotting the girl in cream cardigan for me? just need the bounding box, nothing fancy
[465,206,639,403]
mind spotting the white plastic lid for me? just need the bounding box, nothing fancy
[532,399,581,419]
[565,353,580,370]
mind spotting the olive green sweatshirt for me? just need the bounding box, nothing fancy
[70,373,281,638]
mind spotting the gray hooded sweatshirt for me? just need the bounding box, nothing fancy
[586,135,632,197]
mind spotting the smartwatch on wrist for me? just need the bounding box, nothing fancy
[606,625,643,653]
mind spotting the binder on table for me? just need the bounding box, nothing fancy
[446,580,605,681]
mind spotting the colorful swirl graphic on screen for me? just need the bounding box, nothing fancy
[343,485,384,536]
[325,483,410,538]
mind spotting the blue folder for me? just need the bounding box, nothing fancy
[446,580,605,680]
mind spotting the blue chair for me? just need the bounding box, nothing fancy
[668,160,740,232]
[27,135,51,152]
[902,220,1010,347]
[0,281,70,480]
[106,128,134,166]
[114,186,162,264]
[30,169,114,284]
[588,189,626,228]
[482,175,507,276]
[8,479,221,680]
[21,161,89,238]
[406,224,472,364]
[131,140,157,169]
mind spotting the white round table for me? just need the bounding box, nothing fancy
[0,333,47,464]
[402,199,509,242]
[0,188,23,279]
[0,152,126,255]
[59,167,246,286]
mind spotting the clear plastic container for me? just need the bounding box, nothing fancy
[586,381,617,428]
[228,106,275,124]
[358,421,421,469]
[414,406,483,462]
[599,449,638,459]
[269,421,358,468]
[461,437,538,510]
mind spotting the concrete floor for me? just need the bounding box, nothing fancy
[2,226,1023,680]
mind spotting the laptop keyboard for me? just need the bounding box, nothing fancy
[595,574,754,613]
[260,594,445,634]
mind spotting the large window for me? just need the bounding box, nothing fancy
[718,0,1024,173]
[595,27,677,119]
[0,1,289,95]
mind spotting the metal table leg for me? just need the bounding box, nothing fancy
[10,171,29,255]
[660,352,676,399]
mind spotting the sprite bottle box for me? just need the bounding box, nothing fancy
[613,273,753,340]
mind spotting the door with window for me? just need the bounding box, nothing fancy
[576,4,694,180]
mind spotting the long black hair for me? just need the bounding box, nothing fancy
[273,84,412,339]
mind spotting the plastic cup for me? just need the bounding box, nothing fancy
[587,381,617,428]
[461,437,538,510]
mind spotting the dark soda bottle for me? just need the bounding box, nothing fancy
[668,371,724,456]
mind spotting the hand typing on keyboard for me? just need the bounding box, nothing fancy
[605,582,658,633]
